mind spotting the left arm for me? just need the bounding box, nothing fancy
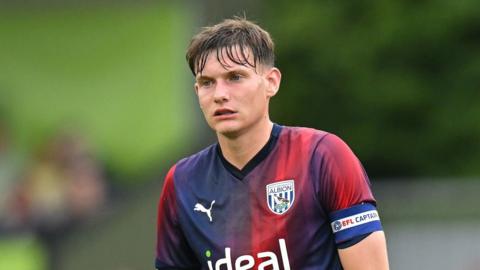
[338,231,389,270]
[314,134,389,269]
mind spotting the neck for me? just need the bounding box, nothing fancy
[217,120,273,170]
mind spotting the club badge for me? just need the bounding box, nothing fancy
[266,180,295,215]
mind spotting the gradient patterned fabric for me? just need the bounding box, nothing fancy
[156,124,382,270]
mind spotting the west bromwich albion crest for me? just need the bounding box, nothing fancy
[266,180,295,215]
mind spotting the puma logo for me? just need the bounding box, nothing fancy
[194,200,215,222]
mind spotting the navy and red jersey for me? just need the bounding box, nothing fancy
[156,124,383,270]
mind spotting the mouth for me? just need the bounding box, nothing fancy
[214,108,237,116]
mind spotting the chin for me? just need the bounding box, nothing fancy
[211,122,243,137]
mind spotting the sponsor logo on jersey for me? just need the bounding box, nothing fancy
[205,238,291,270]
[266,180,295,215]
[331,210,380,233]
[194,200,216,222]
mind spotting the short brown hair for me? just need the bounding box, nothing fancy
[186,17,275,75]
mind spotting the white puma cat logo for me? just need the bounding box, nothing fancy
[194,200,215,222]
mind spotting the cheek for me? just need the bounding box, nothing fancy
[197,92,210,108]
[199,100,209,112]
[251,85,269,104]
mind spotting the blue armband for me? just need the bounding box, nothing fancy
[329,203,383,245]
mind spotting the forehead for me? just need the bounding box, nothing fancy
[197,46,257,76]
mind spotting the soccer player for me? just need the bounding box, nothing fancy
[155,17,389,270]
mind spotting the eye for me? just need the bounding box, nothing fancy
[198,79,213,87]
[229,73,243,81]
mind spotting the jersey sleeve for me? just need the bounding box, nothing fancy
[315,134,383,247]
[156,165,200,269]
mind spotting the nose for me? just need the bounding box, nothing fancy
[213,81,230,103]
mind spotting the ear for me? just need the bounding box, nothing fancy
[265,67,281,98]
[194,82,199,96]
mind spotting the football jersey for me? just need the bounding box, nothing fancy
[156,124,383,270]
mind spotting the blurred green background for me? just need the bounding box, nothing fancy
[0,2,194,181]
[0,0,479,269]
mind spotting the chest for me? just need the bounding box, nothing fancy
[175,164,329,265]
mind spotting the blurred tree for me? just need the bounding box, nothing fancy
[262,0,480,177]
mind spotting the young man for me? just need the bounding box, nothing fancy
[156,17,389,270]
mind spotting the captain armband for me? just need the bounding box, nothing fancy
[329,203,383,245]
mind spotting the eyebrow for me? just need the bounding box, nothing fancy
[195,74,213,82]
[196,67,250,80]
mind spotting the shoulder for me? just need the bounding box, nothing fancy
[279,125,359,164]
[167,143,218,181]
[284,125,351,148]
[314,132,358,162]
[279,125,330,146]
[279,125,354,154]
